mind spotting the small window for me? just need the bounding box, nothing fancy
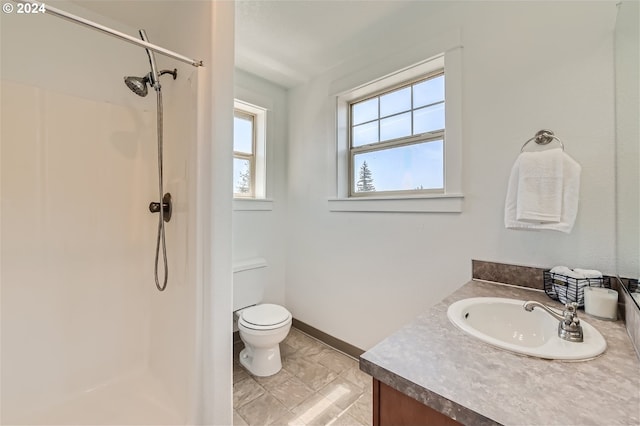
[233,110,256,197]
[349,72,445,196]
[233,100,266,199]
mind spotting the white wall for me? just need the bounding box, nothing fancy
[233,69,288,306]
[285,1,618,350]
[197,2,235,424]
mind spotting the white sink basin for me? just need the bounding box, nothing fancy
[447,297,606,360]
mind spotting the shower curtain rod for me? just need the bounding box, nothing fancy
[12,0,203,67]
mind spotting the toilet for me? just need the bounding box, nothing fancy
[233,258,292,377]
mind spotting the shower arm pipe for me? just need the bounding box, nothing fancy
[11,0,204,68]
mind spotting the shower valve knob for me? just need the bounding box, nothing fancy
[148,202,168,212]
[148,193,172,222]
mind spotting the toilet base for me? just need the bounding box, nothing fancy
[239,346,283,377]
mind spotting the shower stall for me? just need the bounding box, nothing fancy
[1,1,234,424]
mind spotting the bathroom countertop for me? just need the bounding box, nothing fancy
[359,280,640,425]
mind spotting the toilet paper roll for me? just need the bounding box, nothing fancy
[584,287,618,320]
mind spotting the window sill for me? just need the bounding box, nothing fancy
[328,194,463,213]
[233,198,274,211]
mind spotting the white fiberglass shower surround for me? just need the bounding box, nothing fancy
[0,2,232,424]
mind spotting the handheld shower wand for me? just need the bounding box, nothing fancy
[138,29,169,292]
[123,29,178,292]
[139,29,161,91]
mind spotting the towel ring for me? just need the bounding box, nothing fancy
[520,129,565,152]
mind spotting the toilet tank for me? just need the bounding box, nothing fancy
[233,258,267,311]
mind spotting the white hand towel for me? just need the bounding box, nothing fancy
[573,268,603,279]
[516,148,564,223]
[505,152,581,233]
[550,266,586,279]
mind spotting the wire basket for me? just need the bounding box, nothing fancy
[543,270,610,307]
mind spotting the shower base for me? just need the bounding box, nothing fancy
[7,370,183,425]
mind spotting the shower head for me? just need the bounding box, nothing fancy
[124,75,150,97]
[123,69,177,97]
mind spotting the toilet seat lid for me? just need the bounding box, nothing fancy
[241,304,291,327]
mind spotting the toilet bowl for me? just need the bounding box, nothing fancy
[237,303,292,377]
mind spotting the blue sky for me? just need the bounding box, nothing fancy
[234,115,253,154]
[354,140,443,192]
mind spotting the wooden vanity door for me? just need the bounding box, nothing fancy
[373,379,463,426]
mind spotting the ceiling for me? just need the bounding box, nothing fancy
[72,0,424,89]
[235,1,411,88]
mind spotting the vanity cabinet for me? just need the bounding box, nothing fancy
[362,280,640,425]
[373,379,462,426]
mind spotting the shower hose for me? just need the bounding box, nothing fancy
[154,89,168,291]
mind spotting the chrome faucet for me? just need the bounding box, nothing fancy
[523,301,584,342]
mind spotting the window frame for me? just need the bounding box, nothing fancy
[330,49,463,213]
[348,69,446,198]
[233,99,267,200]
[233,109,257,198]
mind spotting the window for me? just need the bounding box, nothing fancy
[331,50,463,213]
[350,72,445,196]
[233,100,266,199]
[233,109,255,197]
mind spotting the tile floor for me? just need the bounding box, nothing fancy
[233,328,373,426]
